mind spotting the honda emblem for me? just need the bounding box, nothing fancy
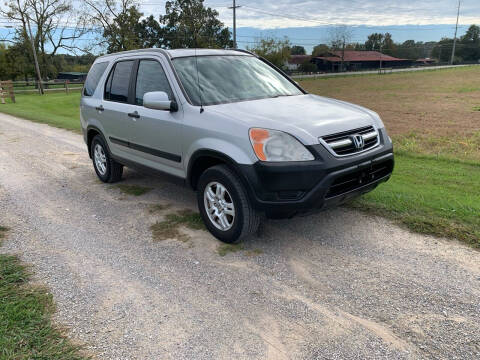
[351,134,365,150]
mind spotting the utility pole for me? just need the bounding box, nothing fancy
[26,16,44,95]
[228,0,241,48]
[450,0,461,65]
[379,44,383,70]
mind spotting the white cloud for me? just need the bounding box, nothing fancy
[197,0,480,29]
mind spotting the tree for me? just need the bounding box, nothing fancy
[328,26,352,50]
[136,15,164,49]
[431,38,455,63]
[458,24,480,61]
[0,41,33,80]
[299,59,316,73]
[312,43,329,56]
[160,0,232,49]
[247,37,291,69]
[102,5,143,52]
[365,33,384,51]
[290,45,306,55]
[382,33,397,56]
[85,0,144,53]
[1,0,88,78]
[328,26,352,71]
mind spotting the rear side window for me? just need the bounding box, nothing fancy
[135,60,173,106]
[83,62,108,96]
[104,60,134,103]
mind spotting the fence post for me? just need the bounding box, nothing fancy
[0,82,4,104]
[0,81,14,104]
[65,80,69,94]
[8,81,15,103]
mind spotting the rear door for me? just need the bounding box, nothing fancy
[101,59,137,159]
[128,58,184,176]
[80,61,109,133]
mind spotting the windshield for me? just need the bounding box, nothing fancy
[172,55,303,106]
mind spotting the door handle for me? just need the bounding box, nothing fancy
[127,111,140,119]
[95,105,104,112]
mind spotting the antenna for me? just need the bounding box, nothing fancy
[194,47,205,113]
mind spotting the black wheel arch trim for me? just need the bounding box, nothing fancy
[86,125,111,158]
[187,149,255,193]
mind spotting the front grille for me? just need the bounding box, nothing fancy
[326,159,393,198]
[320,126,379,156]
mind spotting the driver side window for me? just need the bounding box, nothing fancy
[135,60,174,106]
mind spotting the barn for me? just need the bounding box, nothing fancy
[57,72,88,82]
[284,55,313,71]
[313,51,413,72]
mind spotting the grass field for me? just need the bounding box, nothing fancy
[299,66,480,162]
[0,66,479,246]
[0,90,82,133]
[0,227,86,359]
[299,66,480,246]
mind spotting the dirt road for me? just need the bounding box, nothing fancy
[0,113,479,359]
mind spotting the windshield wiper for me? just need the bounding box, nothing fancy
[272,94,296,98]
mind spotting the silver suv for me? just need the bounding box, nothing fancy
[81,49,394,243]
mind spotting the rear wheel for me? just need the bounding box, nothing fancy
[91,135,123,183]
[197,165,260,243]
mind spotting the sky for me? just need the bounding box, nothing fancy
[135,0,480,52]
[0,0,479,54]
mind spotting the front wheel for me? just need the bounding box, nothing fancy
[197,165,260,243]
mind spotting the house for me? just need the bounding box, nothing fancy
[313,51,412,72]
[284,55,312,71]
[56,72,88,82]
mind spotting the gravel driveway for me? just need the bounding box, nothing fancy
[0,113,479,359]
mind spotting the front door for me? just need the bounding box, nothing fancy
[128,59,184,177]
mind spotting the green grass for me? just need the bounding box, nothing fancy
[150,209,205,241]
[351,153,480,247]
[0,226,9,239]
[0,227,86,359]
[393,131,480,163]
[116,184,152,196]
[0,92,81,133]
[217,243,244,257]
[148,203,171,213]
[164,210,205,230]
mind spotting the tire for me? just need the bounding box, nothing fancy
[91,135,123,183]
[197,164,260,243]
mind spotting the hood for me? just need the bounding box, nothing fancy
[207,94,383,145]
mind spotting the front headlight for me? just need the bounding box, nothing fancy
[249,128,314,162]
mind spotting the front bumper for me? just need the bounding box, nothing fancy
[238,128,394,219]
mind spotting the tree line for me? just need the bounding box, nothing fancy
[0,0,232,80]
[286,25,480,69]
[1,0,479,80]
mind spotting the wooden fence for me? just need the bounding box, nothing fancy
[0,81,15,104]
[10,80,84,94]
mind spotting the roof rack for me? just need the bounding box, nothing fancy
[97,48,170,59]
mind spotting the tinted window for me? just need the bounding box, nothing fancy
[105,60,134,103]
[83,62,108,96]
[172,55,302,106]
[135,60,173,106]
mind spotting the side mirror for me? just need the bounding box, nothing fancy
[143,91,178,112]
